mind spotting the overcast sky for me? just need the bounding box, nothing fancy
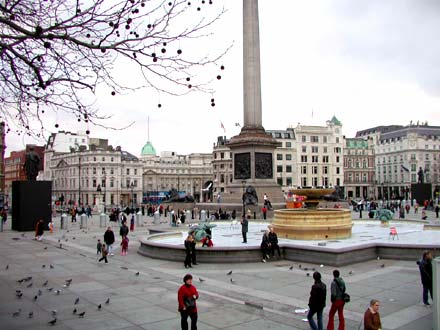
[5,0,440,157]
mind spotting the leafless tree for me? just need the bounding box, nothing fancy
[0,0,227,135]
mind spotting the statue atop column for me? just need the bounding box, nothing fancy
[417,167,424,184]
[24,147,41,181]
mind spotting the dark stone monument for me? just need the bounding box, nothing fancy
[411,183,432,206]
[12,181,52,231]
[12,147,52,232]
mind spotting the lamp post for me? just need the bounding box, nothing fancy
[96,184,102,212]
[103,169,106,213]
[241,180,247,217]
[130,180,134,211]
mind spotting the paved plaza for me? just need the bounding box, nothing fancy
[0,212,437,330]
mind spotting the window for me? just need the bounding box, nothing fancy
[323,147,328,153]
[312,156,319,163]
[111,157,114,162]
[133,179,138,187]
[126,179,130,188]
[336,156,340,163]
[92,179,97,188]
[134,169,138,175]
[102,168,106,175]
[335,147,341,153]
[301,166,307,174]
[110,168,114,175]
[301,155,308,162]
[277,178,283,186]
[302,146,307,153]
[312,146,319,153]
[302,177,307,187]
[286,177,292,186]
[102,157,105,162]
[311,136,319,143]
[286,142,292,148]
[277,165,283,173]
[220,152,225,159]
[323,177,329,186]
[336,167,340,174]
[101,179,106,187]
[286,154,292,161]
[302,136,306,142]
[323,136,328,143]
[277,154,283,161]
[93,167,97,175]
[220,174,225,183]
[312,177,318,187]
[286,165,292,173]
[126,168,130,175]
[336,178,340,186]
[411,174,417,182]
[322,156,329,163]
[336,137,340,143]
[323,166,328,174]
[426,154,430,160]
[93,157,96,161]
[110,179,114,188]
[312,166,318,174]
[362,173,367,182]
[355,174,359,182]
[411,164,417,171]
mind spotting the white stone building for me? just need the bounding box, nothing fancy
[44,132,143,208]
[356,123,440,199]
[140,141,213,202]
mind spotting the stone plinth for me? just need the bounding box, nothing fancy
[272,208,353,240]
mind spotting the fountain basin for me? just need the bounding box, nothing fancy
[273,208,353,240]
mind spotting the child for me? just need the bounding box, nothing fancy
[121,235,129,256]
[98,244,108,263]
[48,220,54,234]
[96,239,102,255]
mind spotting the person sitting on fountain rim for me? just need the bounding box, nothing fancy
[201,236,213,247]
[268,226,281,258]
[260,230,271,262]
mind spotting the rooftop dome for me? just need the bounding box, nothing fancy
[141,141,156,156]
[329,115,342,126]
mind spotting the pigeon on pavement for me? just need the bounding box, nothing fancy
[74,297,79,305]
[105,298,110,304]
[226,270,232,275]
[48,318,57,325]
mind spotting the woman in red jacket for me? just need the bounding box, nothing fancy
[178,274,199,330]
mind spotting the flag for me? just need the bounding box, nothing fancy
[220,121,226,133]
[401,165,409,172]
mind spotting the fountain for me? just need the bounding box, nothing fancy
[272,188,353,240]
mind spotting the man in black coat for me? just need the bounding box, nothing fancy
[120,221,129,240]
[103,227,115,256]
[417,250,433,305]
[307,272,326,330]
[241,215,249,243]
[268,226,281,258]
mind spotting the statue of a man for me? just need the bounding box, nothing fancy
[24,147,41,181]
[417,167,424,184]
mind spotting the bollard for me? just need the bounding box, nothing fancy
[0,217,3,232]
[99,213,107,228]
[153,210,160,224]
[60,213,68,230]
[80,213,87,229]
[170,211,175,227]
[200,210,206,222]
[136,211,142,227]
[185,210,191,224]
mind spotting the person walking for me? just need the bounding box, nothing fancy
[130,214,135,231]
[178,274,199,330]
[435,205,439,218]
[364,299,382,330]
[307,272,326,330]
[268,226,281,258]
[98,244,109,264]
[417,250,433,306]
[120,220,129,240]
[241,215,249,243]
[120,235,129,256]
[327,270,346,330]
[104,226,115,256]
[34,219,45,241]
[96,239,102,255]
[262,206,267,220]
[184,235,194,269]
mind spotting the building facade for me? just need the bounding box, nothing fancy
[343,138,376,200]
[213,117,344,194]
[141,141,213,202]
[356,123,440,199]
[49,148,143,208]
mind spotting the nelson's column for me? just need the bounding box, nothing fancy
[224,0,284,205]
